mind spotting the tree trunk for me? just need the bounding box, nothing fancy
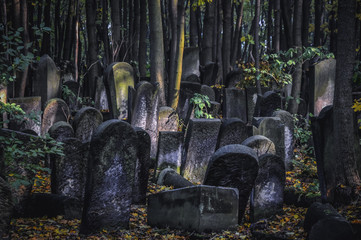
[302,0,311,47]
[110,0,121,62]
[222,0,232,81]
[101,0,111,65]
[333,0,361,191]
[189,0,198,47]
[267,0,273,52]
[314,0,322,47]
[139,0,147,77]
[133,0,140,68]
[41,0,51,56]
[85,0,99,98]
[201,1,215,65]
[149,0,166,105]
[288,0,303,114]
[128,0,134,61]
[54,0,61,61]
[254,0,262,95]
[231,0,244,65]
[63,0,76,61]
[281,0,292,49]
[273,0,280,52]
[168,0,178,102]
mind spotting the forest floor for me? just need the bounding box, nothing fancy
[4,149,361,240]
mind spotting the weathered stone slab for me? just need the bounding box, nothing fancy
[223,88,247,122]
[33,55,61,108]
[80,120,137,234]
[310,59,336,116]
[158,106,179,132]
[51,137,88,203]
[204,144,259,223]
[133,128,151,205]
[9,97,42,135]
[216,118,248,149]
[254,91,282,118]
[148,185,239,232]
[182,119,221,183]
[41,98,70,136]
[182,47,200,80]
[272,110,294,170]
[200,85,215,101]
[48,121,74,142]
[94,76,109,111]
[201,62,218,86]
[104,62,135,119]
[253,117,285,166]
[251,154,285,222]
[73,107,103,143]
[156,131,183,173]
[131,81,160,158]
[177,81,201,121]
[157,168,193,189]
[242,135,276,157]
[225,71,242,88]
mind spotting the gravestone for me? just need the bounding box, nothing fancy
[182,119,221,183]
[253,117,285,166]
[251,154,285,222]
[80,120,137,234]
[104,62,135,119]
[156,131,183,173]
[41,98,70,136]
[204,144,259,223]
[51,137,88,203]
[185,74,201,83]
[148,185,239,232]
[216,118,248,149]
[62,80,80,111]
[246,87,270,124]
[131,81,160,158]
[201,62,218,86]
[9,97,42,135]
[242,135,276,157]
[33,55,61,108]
[73,107,103,143]
[272,110,294,170]
[158,106,179,132]
[254,91,282,118]
[182,47,200,81]
[0,177,13,238]
[48,121,74,142]
[223,88,247,122]
[225,70,242,88]
[133,128,151,205]
[310,59,336,116]
[94,76,109,111]
[157,168,193,189]
[177,81,201,121]
[200,85,215,101]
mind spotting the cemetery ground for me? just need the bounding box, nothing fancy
[5,148,361,240]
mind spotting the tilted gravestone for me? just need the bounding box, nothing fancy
[73,107,103,143]
[245,87,270,124]
[182,47,200,81]
[133,128,151,205]
[51,137,88,203]
[204,144,259,223]
[0,177,13,238]
[225,70,242,88]
[156,131,183,173]
[242,135,276,157]
[9,97,42,135]
[104,62,135,119]
[94,76,109,111]
[254,91,282,118]
[200,85,215,102]
[201,62,218,86]
[272,110,294,170]
[33,55,61,108]
[131,81,160,158]
[216,118,248,149]
[185,74,201,83]
[251,154,285,222]
[148,185,239,232]
[182,119,221,183]
[177,81,201,121]
[310,59,336,116]
[158,106,179,132]
[223,88,247,122]
[48,121,74,142]
[41,98,70,136]
[80,120,137,234]
[253,117,285,167]
[157,168,193,189]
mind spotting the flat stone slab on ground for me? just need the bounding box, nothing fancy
[148,185,239,233]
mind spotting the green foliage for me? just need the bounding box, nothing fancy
[190,93,213,119]
[0,101,41,126]
[0,24,51,86]
[62,85,94,107]
[293,113,314,155]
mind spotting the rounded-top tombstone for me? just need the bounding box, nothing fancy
[73,107,103,143]
[158,106,179,132]
[41,98,70,136]
[80,119,137,234]
[48,121,74,142]
[216,118,248,149]
[204,144,259,223]
[242,135,276,157]
[104,62,135,120]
